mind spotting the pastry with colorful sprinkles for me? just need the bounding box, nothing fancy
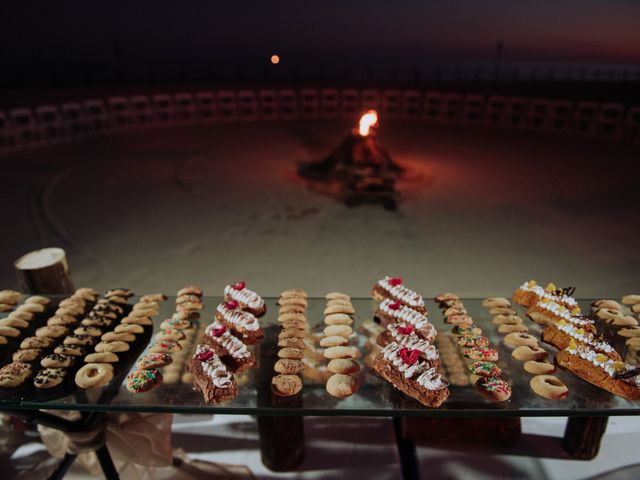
[126,368,163,393]
[476,376,512,402]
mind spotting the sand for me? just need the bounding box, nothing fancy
[1,119,639,298]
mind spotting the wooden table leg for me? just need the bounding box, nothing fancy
[562,416,609,460]
[257,415,305,471]
[393,417,420,480]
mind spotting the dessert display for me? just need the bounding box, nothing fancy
[320,292,360,398]
[372,277,426,313]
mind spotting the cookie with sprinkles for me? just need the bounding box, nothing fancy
[475,376,512,402]
[126,368,163,393]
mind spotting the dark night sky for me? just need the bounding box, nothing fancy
[1,1,639,83]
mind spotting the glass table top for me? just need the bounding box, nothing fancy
[2,296,640,417]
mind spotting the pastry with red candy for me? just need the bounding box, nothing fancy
[375,299,435,342]
[376,323,440,367]
[215,300,263,345]
[373,341,449,408]
[372,277,426,313]
[188,344,238,403]
[203,320,256,372]
[224,281,266,317]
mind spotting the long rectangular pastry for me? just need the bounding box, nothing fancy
[556,340,640,400]
[372,277,426,313]
[373,341,449,407]
[223,281,266,317]
[527,298,583,326]
[376,324,439,368]
[189,344,238,403]
[542,319,612,354]
[203,320,256,373]
[513,280,578,309]
[375,299,436,342]
[215,301,264,345]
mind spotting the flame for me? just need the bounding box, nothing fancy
[358,110,378,136]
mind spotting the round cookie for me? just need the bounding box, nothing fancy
[0,362,33,387]
[280,288,308,299]
[0,326,21,338]
[55,344,85,356]
[327,359,361,375]
[21,336,54,349]
[324,313,354,326]
[323,346,359,359]
[74,326,103,337]
[327,299,353,307]
[622,294,640,305]
[35,325,68,339]
[482,297,511,308]
[160,318,190,330]
[0,318,29,329]
[512,345,548,361]
[476,377,512,402]
[278,347,305,360]
[13,348,43,363]
[277,312,306,323]
[326,374,359,398]
[498,324,529,334]
[81,316,113,328]
[323,325,352,338]
[148,340,180,353]
[124,316,153,326]
[64,334,96,346]
[155,329,185,341]
[456,336,489,348]
[17,303,45,313]
[115,323,144,334]
[34,368,67,389]
[95,341,130,353]
[274,359,305,374]
[8,311,34,321]
[524,360,556,375]
[326,292,350,300]
[48,315,78,327]
[446,314,473,326]
[271,374,303,397]
[452,325,482,336]
[75,363,114,389]
[320,336,349,347]
[279,319,308,330]
[101,332,136,343]
[126,369,162,393]
[41,353,75,368]
[462,347,499,362]
[468,361,502,378]
[278,328,306,339]
[492,315,523,326]
[277,337,306,349]
[136,353,173,369]
[504,332,539,348]
[530,374,569,400]
[140,293,167,303]
[85,352,119,363]
[489,307,517,316]
[278,304,306,314]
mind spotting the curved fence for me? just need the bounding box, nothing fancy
[1,88,639,155]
